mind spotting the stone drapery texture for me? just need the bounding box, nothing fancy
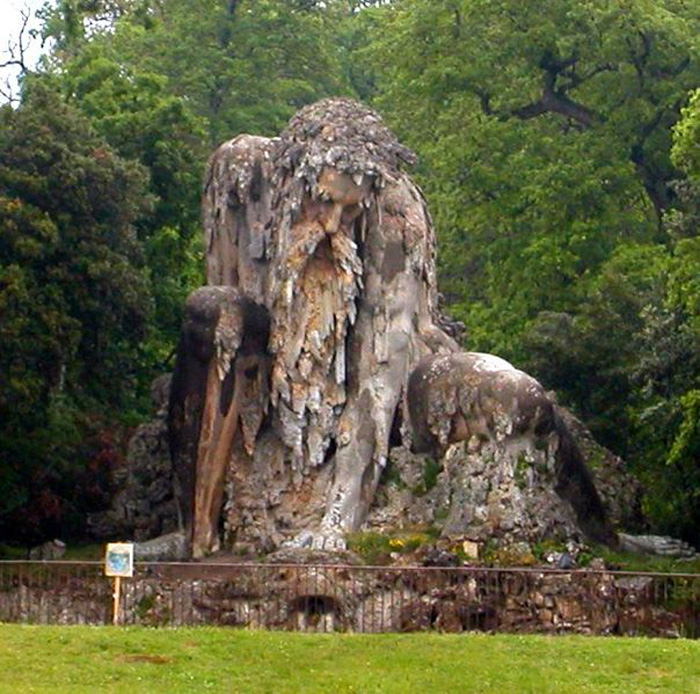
[168,98,617,558]
[91,376,644,555]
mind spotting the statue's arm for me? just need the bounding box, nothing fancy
[168,287,269,557]
[320,176,440,537]
[203,134,277,299]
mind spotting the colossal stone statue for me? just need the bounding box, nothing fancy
[168,98,617,558]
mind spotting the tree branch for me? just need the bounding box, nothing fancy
[474,87,494,116]
[515,91,598,127]
[561,63,617,91]
[0,58,26,70]
[651,56,690,79]
[0,78,17,105]
[630,105,681,227]
[475,52,608,128]
[512,65,600,128]
[2,9,31,74]
[628,30,652,90]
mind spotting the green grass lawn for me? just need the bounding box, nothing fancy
[0,625,698,693]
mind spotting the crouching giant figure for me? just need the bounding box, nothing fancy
[169,99,617,558]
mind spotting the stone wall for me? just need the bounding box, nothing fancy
[1,563,697,638]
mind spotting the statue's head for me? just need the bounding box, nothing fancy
[272,98,417,234]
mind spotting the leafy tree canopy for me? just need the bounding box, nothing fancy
[0,81,153,540]
[369,0,700,355]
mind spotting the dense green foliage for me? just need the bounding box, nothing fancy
[43,0,353,143]
[367,0,700,544]
[0,0,358,543]
[369,0,698,347]
[0,82,151,539]
[0,0,698,545]
[1,626,699,693]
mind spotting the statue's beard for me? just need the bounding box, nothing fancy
[269,219,364,471]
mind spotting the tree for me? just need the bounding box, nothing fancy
[0,0,367,543]
[673,89,700,184]
[363,0,700,544]
[41,0,352,145]
[39,0,356,358]
[522,243,670,449]
[53,42,208,362]
[520,82,700,545]
[368,0,700,358]
[0,81,152,541]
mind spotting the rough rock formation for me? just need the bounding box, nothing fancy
[364,404,646,548]
[88,375,178,542]
[93,374,645,555]
[28,539,66,560]
[166,98,621,558]
[618,534,696,558]
[556,407,646,533]
[406,353,616,546]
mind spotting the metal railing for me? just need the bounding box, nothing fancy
[1,561,698,637]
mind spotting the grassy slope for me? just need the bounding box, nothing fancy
[0,626,698,693]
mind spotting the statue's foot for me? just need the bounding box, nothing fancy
[619,533,696,558]
[283,529,347,552]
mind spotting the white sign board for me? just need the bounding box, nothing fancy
[105,542,134,578]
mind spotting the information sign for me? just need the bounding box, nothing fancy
[105,542,134,578]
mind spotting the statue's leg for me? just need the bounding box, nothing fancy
[168,291,221,553]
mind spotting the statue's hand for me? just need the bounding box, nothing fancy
[283,529,347,552]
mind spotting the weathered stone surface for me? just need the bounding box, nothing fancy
[557,406,645,531]
[619,534,697,558]
[408,352,557,455]
[169,98,462,557]
[132,98,631,558]
[88,376,177,542]
[133,531,188,561]
[406,353,616,546]
[438,439,581,545]
[28,539,66,560]
[364,404,647,553]
[362,445,443,533]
